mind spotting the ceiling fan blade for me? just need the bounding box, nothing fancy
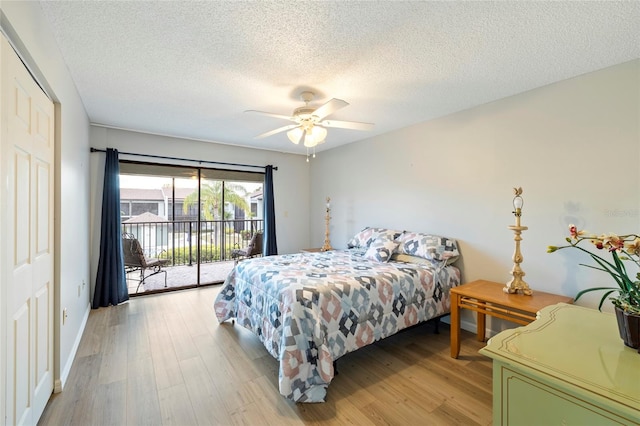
[245,110,294,121]
[312,98,349,120]
[320,119,375,131]
[255,124,299,139]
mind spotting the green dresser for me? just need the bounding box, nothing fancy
[479,303,640,425]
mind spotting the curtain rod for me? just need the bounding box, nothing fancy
[90,148,277,171]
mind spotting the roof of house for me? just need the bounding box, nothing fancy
[122,212,168,223]
[161,186,196,200]
[249,189,263,200]
[121,187,196,201]
[120,188,164,201]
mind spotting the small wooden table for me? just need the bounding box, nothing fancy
[450,279,573,358]
[301,248,323,253]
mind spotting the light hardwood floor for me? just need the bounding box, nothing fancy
[38,286,493,426]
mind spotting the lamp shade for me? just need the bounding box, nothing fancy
[287,127,304,144]
[304,126,327,147]
[287,125,327,148]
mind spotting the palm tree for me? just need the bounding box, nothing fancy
[182,181,250,220]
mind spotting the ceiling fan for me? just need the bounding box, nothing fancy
[246,91,374,148]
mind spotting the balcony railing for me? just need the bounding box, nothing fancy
[121,218,263,266]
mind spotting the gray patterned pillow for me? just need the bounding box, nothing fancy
[364,234,399,263]
[396,232,460,264]
[347,227,403,249]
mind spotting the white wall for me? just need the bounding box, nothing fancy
[89,126,312,292]
[1,1,92,393]
[310,60,640,335]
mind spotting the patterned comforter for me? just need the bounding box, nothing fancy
[214,249,460,402]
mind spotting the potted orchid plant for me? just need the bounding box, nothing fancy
[548,225,640,349]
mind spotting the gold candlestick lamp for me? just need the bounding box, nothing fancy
[504,187,533,295]
[321,197,333,252]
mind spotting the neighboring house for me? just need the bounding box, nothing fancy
[231,187,264,233]
[119,188,164,220]
[121,184,260,230]
[160,186,200,221]
[122,212,168,256]
[120,187,198,221]
[249,188,263,220]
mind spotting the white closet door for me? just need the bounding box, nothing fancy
[1,35,55,426]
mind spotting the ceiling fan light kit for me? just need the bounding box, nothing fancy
[286,125,327,147]
[247,90,374,158]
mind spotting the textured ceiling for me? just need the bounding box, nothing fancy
[38,1,639,155]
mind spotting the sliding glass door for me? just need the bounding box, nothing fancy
[119,161,263,295]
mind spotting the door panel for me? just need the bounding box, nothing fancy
[36,161,50,255]
[13,79,31,129]
[14,149,31,267]
[35,105,51,146]
[12,302,30,425]
[2,35,54,425]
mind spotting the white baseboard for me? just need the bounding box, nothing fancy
[441,315,496,339]
[55,302,91,393]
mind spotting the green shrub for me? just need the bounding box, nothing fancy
[158,245,231,265]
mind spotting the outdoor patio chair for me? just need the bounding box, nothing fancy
[122,233,171,293]
[231,231,263,264]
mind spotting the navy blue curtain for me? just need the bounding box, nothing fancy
[263,165,278,256]
[92,148,128,308]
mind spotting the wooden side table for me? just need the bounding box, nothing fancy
[301,248,322,253]
[450,279,573,358]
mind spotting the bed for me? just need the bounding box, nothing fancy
[214,227,461,402]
